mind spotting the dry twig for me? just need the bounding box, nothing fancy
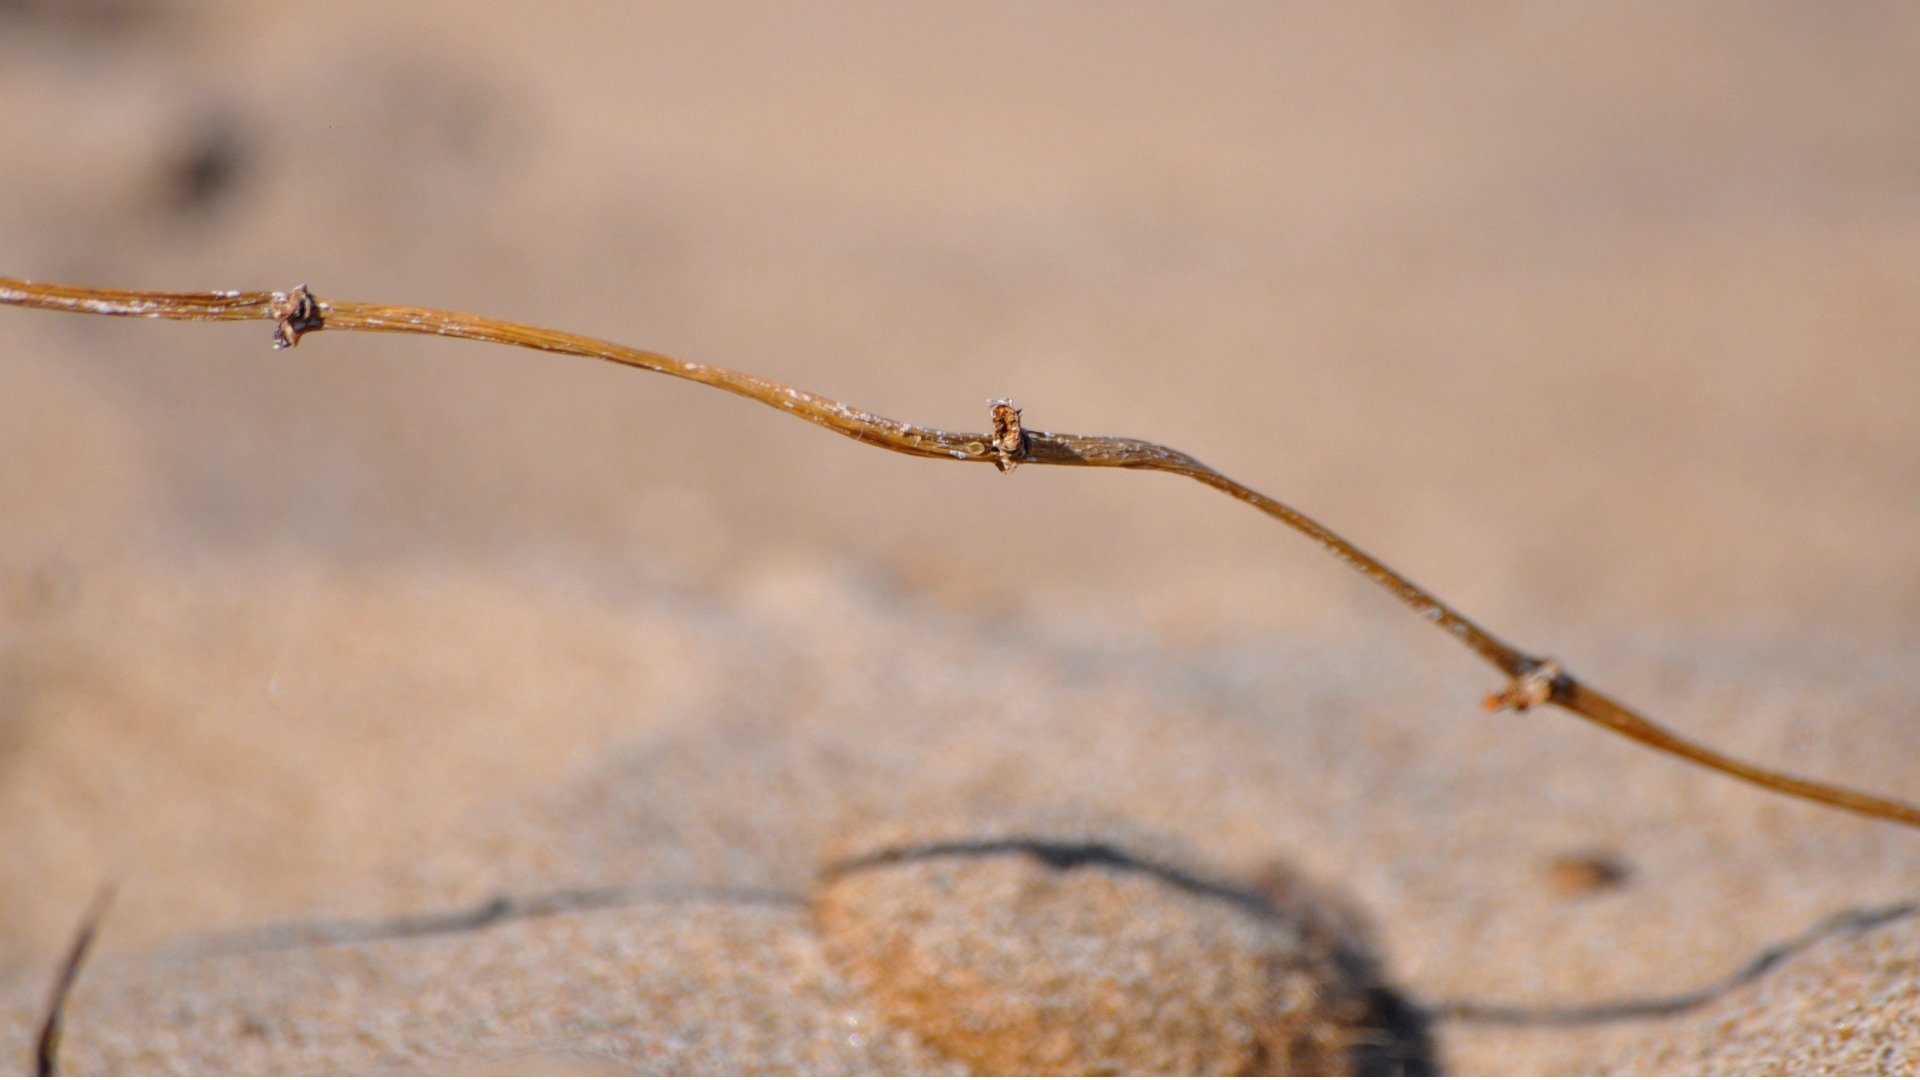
[3,276,1916,831]
[33,885,113,1078]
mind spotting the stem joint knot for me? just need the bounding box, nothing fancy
[269,284,322,349]
[1485,658,1565,713]
[989,398,1028,473]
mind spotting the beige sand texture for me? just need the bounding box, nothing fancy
[4,1,1920,1074]
[1618,913,1920,1076]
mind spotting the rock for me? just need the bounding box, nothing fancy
[811,810,1387,1075]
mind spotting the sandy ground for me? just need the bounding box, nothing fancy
[2,2,1919,1073]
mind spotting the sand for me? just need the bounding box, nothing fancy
[3,2,1920,1074]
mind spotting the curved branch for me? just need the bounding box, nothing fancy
[3,276,1916,830]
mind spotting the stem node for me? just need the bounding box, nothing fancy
[269,284,322,349]
[1485,659,1564,714]
[989,399,1027,473]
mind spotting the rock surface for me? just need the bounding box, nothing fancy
[813,813,1392,1075]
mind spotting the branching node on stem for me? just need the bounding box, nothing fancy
[1485,659,1565,713]
[989,399,1027,473]
[269,284,322,349]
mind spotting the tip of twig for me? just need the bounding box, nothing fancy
[34,884,114,1078]
[1484,659,1564,713]
[989,398,1027,473]
[269,284,321,349]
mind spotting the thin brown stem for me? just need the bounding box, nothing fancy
[3,275,1915,831]
[34,885,113,1078]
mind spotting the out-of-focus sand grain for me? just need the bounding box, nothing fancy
[3,2,1919,1072]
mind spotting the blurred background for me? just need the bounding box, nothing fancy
[2,3,1919,1067]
